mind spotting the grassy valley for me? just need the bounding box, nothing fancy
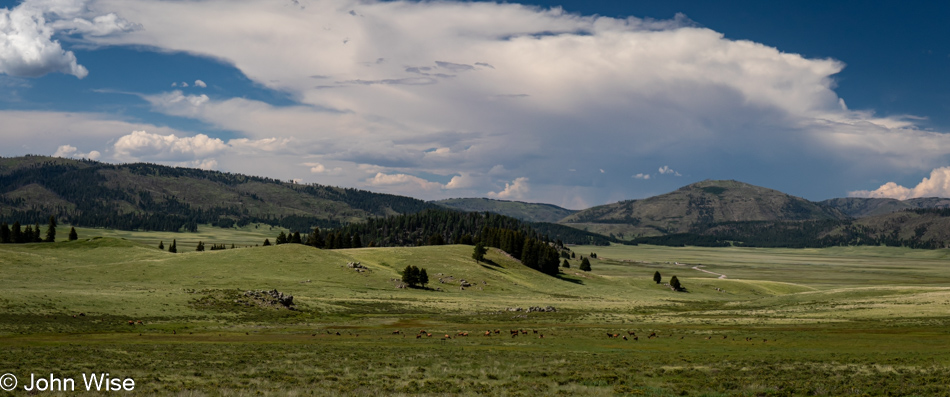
[1,237,949,395]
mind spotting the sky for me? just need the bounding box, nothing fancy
[2,0,950,208]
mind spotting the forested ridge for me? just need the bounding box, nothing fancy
[0,156,434,232]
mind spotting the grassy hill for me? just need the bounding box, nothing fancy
[0,155,435,231]
[433,198,577,223]
[561,180,847,237]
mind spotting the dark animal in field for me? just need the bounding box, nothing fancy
[763,339,767,342]
[533,330,538,334]
[633,336,638,341]
[705,336,711,340]
[627,331,635,335]
[392,330,401,334]
[606,333,615,338]
[495,329,500,334]
[520,330,528,335]
[128,321,134,325]
[722,335,727,339]
[79,313,85,316]
[485,331,491,336]
[511,333,517,338]
[137,320,143,325]
[420,329,426,334]
[649,332,657,338]
[679,336,684,339]
[444,334,451,339]
[426,333,432,337]
[416,334,422,339]
[539,334,544,338]
[622,336,628,340]
[510,330,519,335]
[335,332,341,336]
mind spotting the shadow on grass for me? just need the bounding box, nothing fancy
[554,273,584,285]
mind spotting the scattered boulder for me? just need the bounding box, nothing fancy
[527,306,557,313]
[460,280,472,287]
[507,307,524,312]
[243,289,295,308]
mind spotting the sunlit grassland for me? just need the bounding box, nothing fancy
[1,239,949,395]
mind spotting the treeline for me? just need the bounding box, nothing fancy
[0,216,76,243]
[272,209,569,276]
[334,209,609,247]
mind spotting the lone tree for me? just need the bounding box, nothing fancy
[472,242,487,262]
[670,276,682,291]
[196,241,205,252]
[290,231,302,244]
[580,257,592,272]
[653,271,662,284]
[562,259,570,268]
[68,227,78,241]
[169,239,177,253]
[159,241,164,250]
[263,238,271,246]
[402,265,419,287]
[276,231,288,245]
[45,216,56,242]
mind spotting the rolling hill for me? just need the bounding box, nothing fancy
[432,198,577,223]
[560,180,847,237]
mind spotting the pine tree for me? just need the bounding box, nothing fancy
[169,239,177,253]
[276,231,287,245]
[68,227,78,241]
[33,223,41,242]
[352,234,362,248]
[45,216,56,242]
[419,268,429,287]
[402,265,419,287]
[653,271,662,284]
[571,252,576,259]
[159,241,165,250]
[670,276,682,291]
[196,241,205,252]
[428,233,444,246]
[562,259,570,268]
[306,227,324,248]
[290,231,302,244]
[580,257,592,272]
[0,222,10,244]
[472,242,487,262]
[23,225,33,243]
[263,238,271,246]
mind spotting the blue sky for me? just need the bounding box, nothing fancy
[2,0,950,207]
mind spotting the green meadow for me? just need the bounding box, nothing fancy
[1,232,949,395]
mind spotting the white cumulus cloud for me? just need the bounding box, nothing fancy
[52,144,100,160]
[194,79,207,88]
[633,173,650,180]
[487,177,529,200]
[113,130,227,161]
[658,165,682,176]
[849,167,950,200]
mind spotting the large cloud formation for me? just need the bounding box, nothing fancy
[850,167,950,200]
[6,0,950,205]
[0,0,136,78]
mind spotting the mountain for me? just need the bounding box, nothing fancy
[560,180,847,237]
[821,197,950,218]
[0,155,435,232]
[432,198,577,223]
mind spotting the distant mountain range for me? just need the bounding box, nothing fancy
[4,155,950,248]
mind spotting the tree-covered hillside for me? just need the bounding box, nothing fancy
[0,155,435,232]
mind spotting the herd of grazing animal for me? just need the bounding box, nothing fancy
[255,328,777,344]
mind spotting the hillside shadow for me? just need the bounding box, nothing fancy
[554,273,584,285]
